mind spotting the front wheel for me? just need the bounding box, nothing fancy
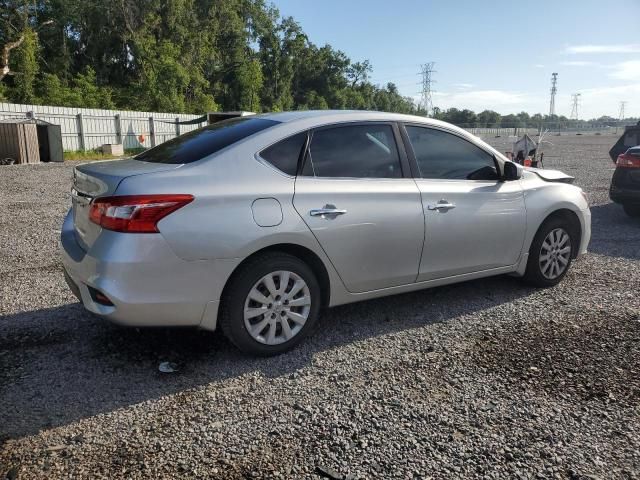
[623,204,640,218]
[219,252,321,356]
[523,218,575,287]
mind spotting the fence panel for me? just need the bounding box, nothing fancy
[0,102,206,152]
[6,103,616,153]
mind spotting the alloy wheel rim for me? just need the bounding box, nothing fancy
[243,270,311,345]
[539,228,572,280]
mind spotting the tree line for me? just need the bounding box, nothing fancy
[432,108,639,129]
[0,0,420,114]
[1,0,637,129]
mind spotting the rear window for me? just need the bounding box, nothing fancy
[135,117,279,164]
[259,132,307,176]
[624,132,639,147]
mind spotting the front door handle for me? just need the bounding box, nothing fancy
[310,204,347,218]
[427,200,456,212]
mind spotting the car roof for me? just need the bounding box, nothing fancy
[256,110,455,130]
[249,109,505,161]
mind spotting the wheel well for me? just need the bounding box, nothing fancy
[221,244,331,307]
[541,209,582,258]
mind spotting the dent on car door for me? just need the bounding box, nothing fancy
[403,125,526,281]
[292,123,424,293]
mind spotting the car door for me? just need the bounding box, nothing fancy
[403,124,526,282]
[293,122,424,293]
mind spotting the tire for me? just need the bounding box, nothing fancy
[522,217,576,288]
[623,204,640,218]
[219,252,321,356]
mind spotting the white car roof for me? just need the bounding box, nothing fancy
[257,109,447,128]
[252,110,498,158]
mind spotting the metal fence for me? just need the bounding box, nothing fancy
[0,102,206,152]
[2,102,625,153]
[463,125,629,137]
[465,127,537,137]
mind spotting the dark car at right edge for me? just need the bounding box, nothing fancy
[610,145,640,218]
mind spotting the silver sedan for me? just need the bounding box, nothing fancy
[61,111,591,355]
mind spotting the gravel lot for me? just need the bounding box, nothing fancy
[1,134,639,479]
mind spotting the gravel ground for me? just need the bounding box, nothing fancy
[1,135,639,479]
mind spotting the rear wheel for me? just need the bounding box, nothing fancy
[219,252,321,356]
[523,218,575,287]
[623,204,640,218]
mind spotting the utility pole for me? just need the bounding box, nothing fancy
[419,62,436,117]
[616,101,627,134]
[549,73,558,116]
[570,93,581,122]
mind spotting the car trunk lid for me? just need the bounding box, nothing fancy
[72,159,180,250]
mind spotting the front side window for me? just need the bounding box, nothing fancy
[260,132,307,176]
[135,117,279,164]
[306,124,402,178]
[406,126,498,180]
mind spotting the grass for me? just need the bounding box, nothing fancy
[64,148,145,161]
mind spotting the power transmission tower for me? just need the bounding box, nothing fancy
[619,101,627,121]
[419,62,436,117]
[616,101,627,134]
[549,73,558,116]
[570,93,581,121]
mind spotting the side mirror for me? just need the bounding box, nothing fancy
[503,161,523,181]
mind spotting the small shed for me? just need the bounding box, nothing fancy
[0,118,63,164]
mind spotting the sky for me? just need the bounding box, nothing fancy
[270,0,640,119]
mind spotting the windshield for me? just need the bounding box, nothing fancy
[135,117,279,164]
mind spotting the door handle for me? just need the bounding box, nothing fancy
[310,204,347,218]
[427,201,456,211]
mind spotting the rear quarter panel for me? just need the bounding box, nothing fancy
[115,144,310,260]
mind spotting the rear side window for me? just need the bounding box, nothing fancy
[135,117,279,164]
[406,126,498,180]
[260,132,307,176]
[624,132,639,147]
[306,124,402,178]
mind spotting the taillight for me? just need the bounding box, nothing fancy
[616,154,640,168]
[89,194,194,233]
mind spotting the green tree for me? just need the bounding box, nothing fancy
[236,59,264,111]
[1,0,425,115]
[11,27,38,103]
[477,110,501,127]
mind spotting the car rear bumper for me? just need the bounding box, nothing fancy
[60,209,240,330]
[610,168,640,205]
[610,188,640,205]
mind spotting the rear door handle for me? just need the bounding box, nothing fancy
[310,204,347,218]
[427,201,456,211]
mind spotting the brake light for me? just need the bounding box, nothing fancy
[616,154,640,168]
[89,194,194,233]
